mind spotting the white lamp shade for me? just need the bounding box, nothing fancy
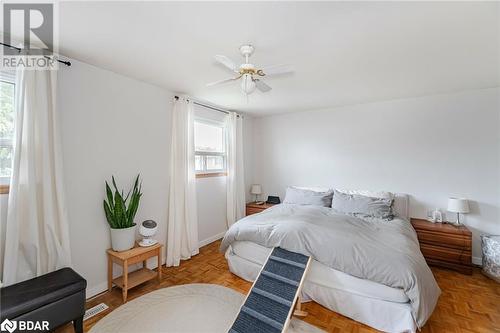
[250,184,262,195]
[447,198,470,213]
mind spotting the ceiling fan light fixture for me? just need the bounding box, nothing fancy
[241,73,256,94]
[208,44,294,96]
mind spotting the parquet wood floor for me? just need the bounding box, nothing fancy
[56,240,500,333]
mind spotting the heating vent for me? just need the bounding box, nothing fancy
[83,303,109,321]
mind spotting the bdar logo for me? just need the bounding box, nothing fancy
[0,319,17,333]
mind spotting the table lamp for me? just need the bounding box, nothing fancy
[447,198,469,225]
[250,184,263,204]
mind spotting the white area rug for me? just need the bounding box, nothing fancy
[89,283,325,333]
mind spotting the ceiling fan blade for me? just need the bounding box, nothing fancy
[214,55,239,73]
[259,64,294,76]
[254,79,272,92]
[206,77,239,87]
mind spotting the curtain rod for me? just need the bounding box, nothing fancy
[0,42,71,66]
[174,95,240,117]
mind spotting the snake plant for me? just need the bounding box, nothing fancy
[103,175,142,229]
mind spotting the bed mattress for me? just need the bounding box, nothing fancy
[230,241,409,304]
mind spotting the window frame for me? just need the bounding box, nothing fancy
[194,117,227,176]
[0,70,16,191]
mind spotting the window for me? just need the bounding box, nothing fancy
[194,119,226,175]
[0,71,15,187]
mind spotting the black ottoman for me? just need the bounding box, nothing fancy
[1,268,87,333]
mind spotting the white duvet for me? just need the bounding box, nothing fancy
[220,204,440,329]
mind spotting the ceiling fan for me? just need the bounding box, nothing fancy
[207,44,294,95]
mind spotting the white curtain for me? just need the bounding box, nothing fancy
[226,112,246,227]
[166,97,199,267]
[3,68,71,285]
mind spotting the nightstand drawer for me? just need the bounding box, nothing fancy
[425,258,473,275]
[246,207,264,216]
[411,218,472,275]
[415,230,471,250]
[420,243,471,265]
[246,202,276,216]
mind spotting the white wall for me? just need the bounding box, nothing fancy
[58,59,173,297]
[0,63,253,294]
[197,177,227,246]
[0,59,172,292]
[59,62,255,297]
[243,115,254,202]
[252,88,500,262]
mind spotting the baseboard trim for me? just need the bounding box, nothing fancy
[199,231,226,248]
[86,281,109,299]
[472,256,482,266]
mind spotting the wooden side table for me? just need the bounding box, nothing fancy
[246,202,276,216]
[107,243,163,302]
[411,218,472,274]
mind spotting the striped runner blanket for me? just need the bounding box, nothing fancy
[228,247,311,333]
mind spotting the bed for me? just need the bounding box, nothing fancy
[220,191,440,333]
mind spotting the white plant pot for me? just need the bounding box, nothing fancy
[110,224,137,252]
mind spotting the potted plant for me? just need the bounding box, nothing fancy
[103,175,142,251]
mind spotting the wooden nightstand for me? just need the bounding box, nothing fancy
[411,218,472,275]
[246,202,276,216]
[107,243,163,302]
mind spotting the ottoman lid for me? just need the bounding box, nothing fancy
[0,267,87,320]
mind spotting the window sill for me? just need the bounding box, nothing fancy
[196,172,227,179]
[0,185,9,194]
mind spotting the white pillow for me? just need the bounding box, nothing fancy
[332,190,394,220]
[334,189,409,219]
[293,186,332,193]
[335,189,394,200]
[283,186,333,207]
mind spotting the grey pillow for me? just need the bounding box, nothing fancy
[283,187,333,207]
[332,190,394,220]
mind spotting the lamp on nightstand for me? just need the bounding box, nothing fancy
[250,184,263,204]
[447,198,470,225]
